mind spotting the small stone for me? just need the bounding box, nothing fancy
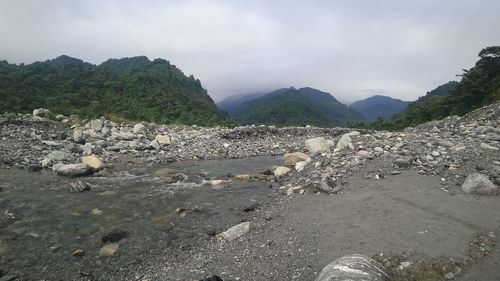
[102,230,128,243]
[72,249,84,257]
[56,163,91,177]
[29,165,43,172]
[133,123,147,134]
[400,261,412,268]
[283,152,310,166]
[99,191,116,196]
[315,254,388,281]
[358,150,369,156]
[99,243,119,256]
[69,180,91,193]
[274,166,291,177]
[234,174,252,180]
[217,222,250,241]
[81,155,104,171]
[394,158,411,168]
[155,135,171,145]
[149,139,160,150]
[295,161,308,172]
[431,126,440,133]
[481,143,498,150]
[444,272,454,280]
[374,147,384,152]
[90,208,103,215]
[211,180,229,186]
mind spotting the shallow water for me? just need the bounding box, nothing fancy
[0,156,282,280]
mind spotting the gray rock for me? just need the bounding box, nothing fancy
[150,139,160,150]
[314,254,389,281]
[437,139,454,147]
[73,128,85,143]
[217,222,250,240]
[32,108,54,119]
[90,119,104,131]
[133,123,147,134]
[336,131,360,150]
[69,179,91,193]
[306,137,334,153]
[47,151,70,161]
[461,173,498,195]
[55,163,91,177]
[394,157,412,168]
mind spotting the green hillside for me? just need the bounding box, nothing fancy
[0,55,235,127]
[233,87,365,127]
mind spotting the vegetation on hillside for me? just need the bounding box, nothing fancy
[0,55,235,127]
[349,46,500,130]
[233,87,365,127]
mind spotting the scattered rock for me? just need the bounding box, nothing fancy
[284,152,310,166]
[480,142,498,150]
[99,243,119,256]
[306,137,334,153]
[81,155,104,171]
[90,119,104,131]
[394,158,412,168]
[295,161,308,172]
[69,180,91,193]
[461,173,498,195]
[72,249,84,257]
[101,230,129,243]
[217,222,250,241]
[274,166,291,177]
[33,108,54,119]
[155,135,171,145]
[336,131,360,150]
[133,123,147,134]
[55,163,91,177]
[28,164,42,172]
[314,254,389,281]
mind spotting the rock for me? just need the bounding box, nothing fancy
[295,161,308,172]
[481,143,498,150]
[90,119,104,131]
[150,139,160,150]
[33,108,54,119]
[306,137,334,153]
[55,114,65,121]
[69,179,91,193]
[133,123,147,134]
[431,126,441,133]
[444,272,455,280]
[336,131,360,150]
[81,155,104,171]
[47,151,70,161]
[72,249,84,257]
[437,139,454,147]
[274,166,291,177]
[374,147,384,152]
[155,135,171,145]
[101,230,128,243]
[461,173,497,195]
[99,243,119,256]
[358,150,369,156]
[211,180,229,186]
[91,208,103,215]
[284,152,310,166]
[29,164,42,172]
[243,202,259,212]
[114,132,135,140]
[394,158,412,168]
[234,174,252,180]
[73,128,85,143]
[314,254,389,281]
[217,222,250,241]
[56,163,91,177]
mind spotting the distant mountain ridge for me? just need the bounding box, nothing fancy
[349,95,410,122]
[0,55,235,126]
[224,87,365,127]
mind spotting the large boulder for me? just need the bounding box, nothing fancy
[73,128,85,143]
[336,131,360,150]
[47,151,70,161]
[53,163,91,177]
[90,119,104,131]
[155,135,171,145]
[461,173,498,195]
[314,254,389,281]
[284,152,311,166]
[306,137,334,153]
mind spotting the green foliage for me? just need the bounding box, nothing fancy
[234,87,365,127]
[0,55,236,127]
[349,46,500,131]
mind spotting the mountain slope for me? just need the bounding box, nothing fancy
[417,81,458,102]
[0,55,235,126]
[233,87,365,127]
[349,95,410,122]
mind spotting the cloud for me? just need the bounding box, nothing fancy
[1,0,499,103]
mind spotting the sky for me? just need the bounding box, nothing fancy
[1,0,499,104]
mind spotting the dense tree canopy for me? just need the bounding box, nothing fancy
[0,55,235,127]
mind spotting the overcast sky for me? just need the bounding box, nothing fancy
[1,0,499,103]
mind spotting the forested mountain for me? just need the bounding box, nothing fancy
[416,81,458,102]
[349,46,500,130]
[0,55,235,126]
[217,92,267,115]
[349,95,409,122]
[232,87,365,127]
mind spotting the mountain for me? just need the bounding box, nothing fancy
[417,81,458,102]
[349,95,410,122]
[349,46,500,130]
[232,87,365,127]
[217,92,267,115]
[0,55,235,126]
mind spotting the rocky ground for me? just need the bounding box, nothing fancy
[0,104,499,281]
